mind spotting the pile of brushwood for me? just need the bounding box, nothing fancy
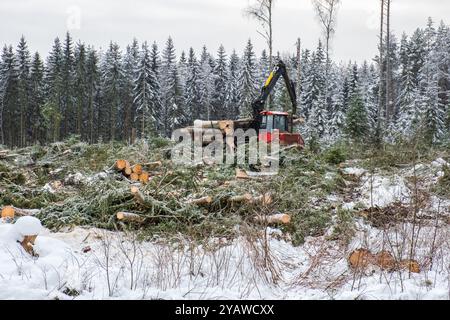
[0,136,352,243]
[3,136,446,244]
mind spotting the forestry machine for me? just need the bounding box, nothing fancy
[252,60,304,147]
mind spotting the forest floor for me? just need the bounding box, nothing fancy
[0,138,449,299]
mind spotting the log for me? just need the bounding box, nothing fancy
[187,196,213,206]
[132,164,143,175]
[375,250,396,271]
[130,173,140,181]
[400,259,421,273]
[228,193,253,203]
[130,186,145,205]
[124,167,133,176]
[21,235,38,257]
[236,168,250,180]
[348,249,375,270]
[142,161,162,168]
[116,211,145,223]
[255,213,291,225]
[115,159,129,171]
[1,206,40,219]
[252,194,273,205]
[1,206,15,219]
[139,171,150,184]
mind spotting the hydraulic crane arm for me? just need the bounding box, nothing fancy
[251,60,298,127]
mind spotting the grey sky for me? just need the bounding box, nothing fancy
[0,0,448,63]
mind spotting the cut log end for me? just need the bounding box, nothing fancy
[139,171,150,184]
[132,164,143,175]
[116,211,145,223]
[115,159,129,171]
[124,167,132,176]
[1,206,15,219]
[21,235,38,257]
[130,173,139,181]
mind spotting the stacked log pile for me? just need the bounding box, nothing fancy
[115,159,160,184]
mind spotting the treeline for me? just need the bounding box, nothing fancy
[0,18,449,147]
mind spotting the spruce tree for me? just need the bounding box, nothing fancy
[345,88,368,141]
[212,45,228,119]
[16,36,31,146]
[238,39,258,117]
[29,52,45,143]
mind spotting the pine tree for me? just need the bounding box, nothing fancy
[85,47,99,143]
[29,52,45,143]
[122,39,139,141]
[43,38,63,143]
[0,45,19,146]
[74,42,87,137]
[238,39,258,117]
[134,41,157,138]
[16,36,31,146]
[345,88,368,141]
[101,42,123,141]
[199,46,214,120]
[160,37,183,135]
[61,32,75,138]
[224,50,241,119]
[184,47,202,123]
[212,45,228,119]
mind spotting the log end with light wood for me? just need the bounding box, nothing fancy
[21,235,38,257]
[116,211,145,223]
[132,164,143,175]
[139,171,150,184]
[124,167,132,176]
[348,249,375,270]
[255,213,291,225]
[130,186,145,205]
[375,250,396,271]
[1,206,15,219]
[115,159,129,171]
[130,173,139,181]
[400,259,421,273]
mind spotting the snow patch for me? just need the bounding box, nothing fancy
[360,175,410,208]
[342,167,367,177]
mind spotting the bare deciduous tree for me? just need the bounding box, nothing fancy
[311,0,341,72]
[244,0,276,69]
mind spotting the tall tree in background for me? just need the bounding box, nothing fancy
[16,36,31,146]
[101,42,123,141]
[311,0,341,75]
[85,47,99,143]
[239,40,258,117]
[244,0,275,70]
[29,52,44,143]
[74,42,87,138]
[122,39,140,142]
[212,45,228,119]
[184,47,202,123]
[224,50,241,119]
[0,45,19,146]
[61,32,75,139]
[134,41,157,138]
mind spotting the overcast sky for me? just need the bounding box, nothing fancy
[0,0,448,63]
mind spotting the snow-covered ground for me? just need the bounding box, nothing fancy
[0,158,448,300]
